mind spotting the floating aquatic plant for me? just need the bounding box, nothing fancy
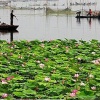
[0,39,100,99]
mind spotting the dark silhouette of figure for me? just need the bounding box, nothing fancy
[10,10,16,25]
[76,11,81,17]
[98,11,100,17]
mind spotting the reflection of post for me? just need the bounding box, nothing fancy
[77,18,81,24]
[45,0,48,13]
[10,31,13,42]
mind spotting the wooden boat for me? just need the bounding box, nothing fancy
[0,23,19,31]
[76,15,100,19]
[0,29,18,33]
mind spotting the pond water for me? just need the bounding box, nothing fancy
[0,8,100,42]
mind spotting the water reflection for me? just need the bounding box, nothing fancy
[76,17,100,28]
[0,30,18,42]
[88,18,92,27]
[10,30,18,42]
[76,18,81,24]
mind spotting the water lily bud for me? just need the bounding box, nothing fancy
[89,74,94,78]
[75,43,79,47]
[66,46,69,49]
[11,46,13,49]
[10,53,13,56]
[4,53,7,56]
[91,52,96,55]
[8,62,10,64]
[78,58,81,60]
[45,77,50,82]
[14,45,17,47]
[22,64,25,67]
[18,55,23,59]
[36,60,41,63]
[80,82,85,86]
[39,63,44,69]
[45,58,48,62]
[66,46,69,52]
[40,43,45,48]
[56,45,59,47]
[66,49,69,52]
[72,79,77,82]
[0,52,3,55]
[95,60,99,64]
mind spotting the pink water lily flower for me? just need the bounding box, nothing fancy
[70,93,76,97]
[92,58,100,64]
[45,58,48,62]
[91,86,96,90]
[2,93,8,98]
[1,79,8,84]
[72,90,78,94]
[6,76,14,81]
[74,74,79,78]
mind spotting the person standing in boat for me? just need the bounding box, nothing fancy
[87,9,92,16]
[10,10,16,25]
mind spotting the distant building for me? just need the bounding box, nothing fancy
[9,0,58,1]
[0,0,10,7]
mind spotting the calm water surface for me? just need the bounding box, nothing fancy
[0,8,100,42]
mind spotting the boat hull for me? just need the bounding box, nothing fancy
[0,25,19,31]
[0,29,18,33]
[76,16,100,19]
